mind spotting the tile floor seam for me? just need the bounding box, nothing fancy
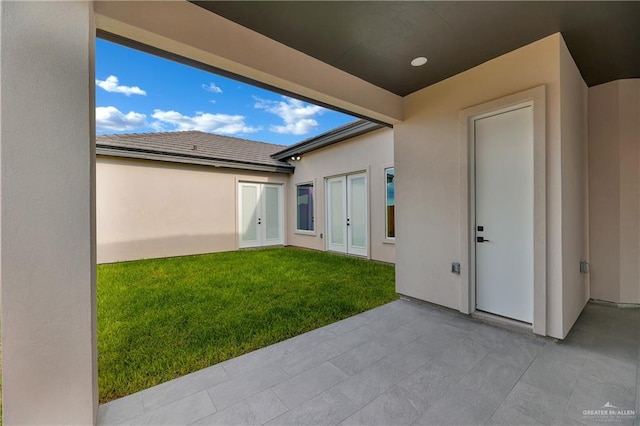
[580,368,638,399]
[403,388,426,417]
[267,385,288,412]
[103,408,138,426]
[484,343,545,424]
[553,347,584,420]
[206,364,289,412]
[325,325,379,351]
[339,391,384,424]
[333,361,413,411]
[330,359,362,380]
[334,396,363,425]
[205,386,218,413]
[335,386,358,407]
[141,380,219,414]
[186,409,212,426]
[220,363,232,379]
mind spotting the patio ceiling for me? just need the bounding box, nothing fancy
[192,1,640,97]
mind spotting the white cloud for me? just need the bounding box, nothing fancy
[202,82,223,93]
[96,75,146,96]
[254,96,325,135]
[96,106,147,132]
[151,110,260,135]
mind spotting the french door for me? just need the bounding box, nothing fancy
[238,182,284,248]
[326,172,368,256]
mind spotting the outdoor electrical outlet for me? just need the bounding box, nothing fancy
[580,260,589,274]
[451,262,461,275]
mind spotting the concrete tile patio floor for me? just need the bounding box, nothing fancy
[98,298,639,425]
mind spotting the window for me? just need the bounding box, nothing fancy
[296,183,314,232]
[385,168,395,238]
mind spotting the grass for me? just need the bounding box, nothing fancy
[98,247,396,403]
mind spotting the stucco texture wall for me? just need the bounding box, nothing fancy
[589,79,640,304]
[1,2,98,423]
[97,156,288,263]
[559,38,590,336]
[395,33,589,338]
[287,128,395,263]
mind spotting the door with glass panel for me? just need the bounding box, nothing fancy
[238,182,283,248]
[326,172,368,256]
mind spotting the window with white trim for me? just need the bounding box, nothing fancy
[385,167,395,238]
[296,183,314,231]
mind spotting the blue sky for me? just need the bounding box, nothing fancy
[95,39,356,146]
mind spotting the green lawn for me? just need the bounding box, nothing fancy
[98,247,396,403]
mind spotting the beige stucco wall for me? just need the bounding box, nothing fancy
[589,79,640,304]
[287,128,395,263]
[1,1,98,423]
[559,38,590,336]
[97,156,288,263]
[395,33,588,339]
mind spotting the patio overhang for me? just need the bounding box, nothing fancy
[93,1,404,125]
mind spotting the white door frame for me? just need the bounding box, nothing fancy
[261,183,285,246]
[458,86,547,336]
[238,182,262,248]
[347,173,368,257]
[474,104,534,323]
[326,175,348,253]
[325,171,369,257]
[238,182,284,248]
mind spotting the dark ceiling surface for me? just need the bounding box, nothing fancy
[192,1,640,97]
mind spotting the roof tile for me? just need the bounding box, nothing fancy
[96,131,291,169]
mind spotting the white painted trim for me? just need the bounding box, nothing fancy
[326,175,348,254]
[294,180,317,235]
[382,164,396,242]
[458,85,546,336]
[324,170,370,258]
[237,181,285,248]
[347,171,369,258]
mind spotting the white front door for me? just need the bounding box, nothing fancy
[475,105,533,323]
[238,183,283,248]
[326,172,368,256]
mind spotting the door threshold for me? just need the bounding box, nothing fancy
[471,310,533,335]
[326,250,368,259]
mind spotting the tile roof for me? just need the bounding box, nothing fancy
[96,131,294,172]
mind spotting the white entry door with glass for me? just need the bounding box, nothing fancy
[238,182,284,248]
[326,172,368,257]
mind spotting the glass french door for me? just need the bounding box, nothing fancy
[238,182,284,248]
[326,172,368,256]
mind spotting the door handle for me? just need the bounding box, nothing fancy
[477,236,491,243]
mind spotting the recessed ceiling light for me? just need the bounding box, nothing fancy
[411,56,428,67]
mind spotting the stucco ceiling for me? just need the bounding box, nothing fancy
[192,1,640,97]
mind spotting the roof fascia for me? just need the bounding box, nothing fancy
[272,121,385,160]
[96,146,294,174]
